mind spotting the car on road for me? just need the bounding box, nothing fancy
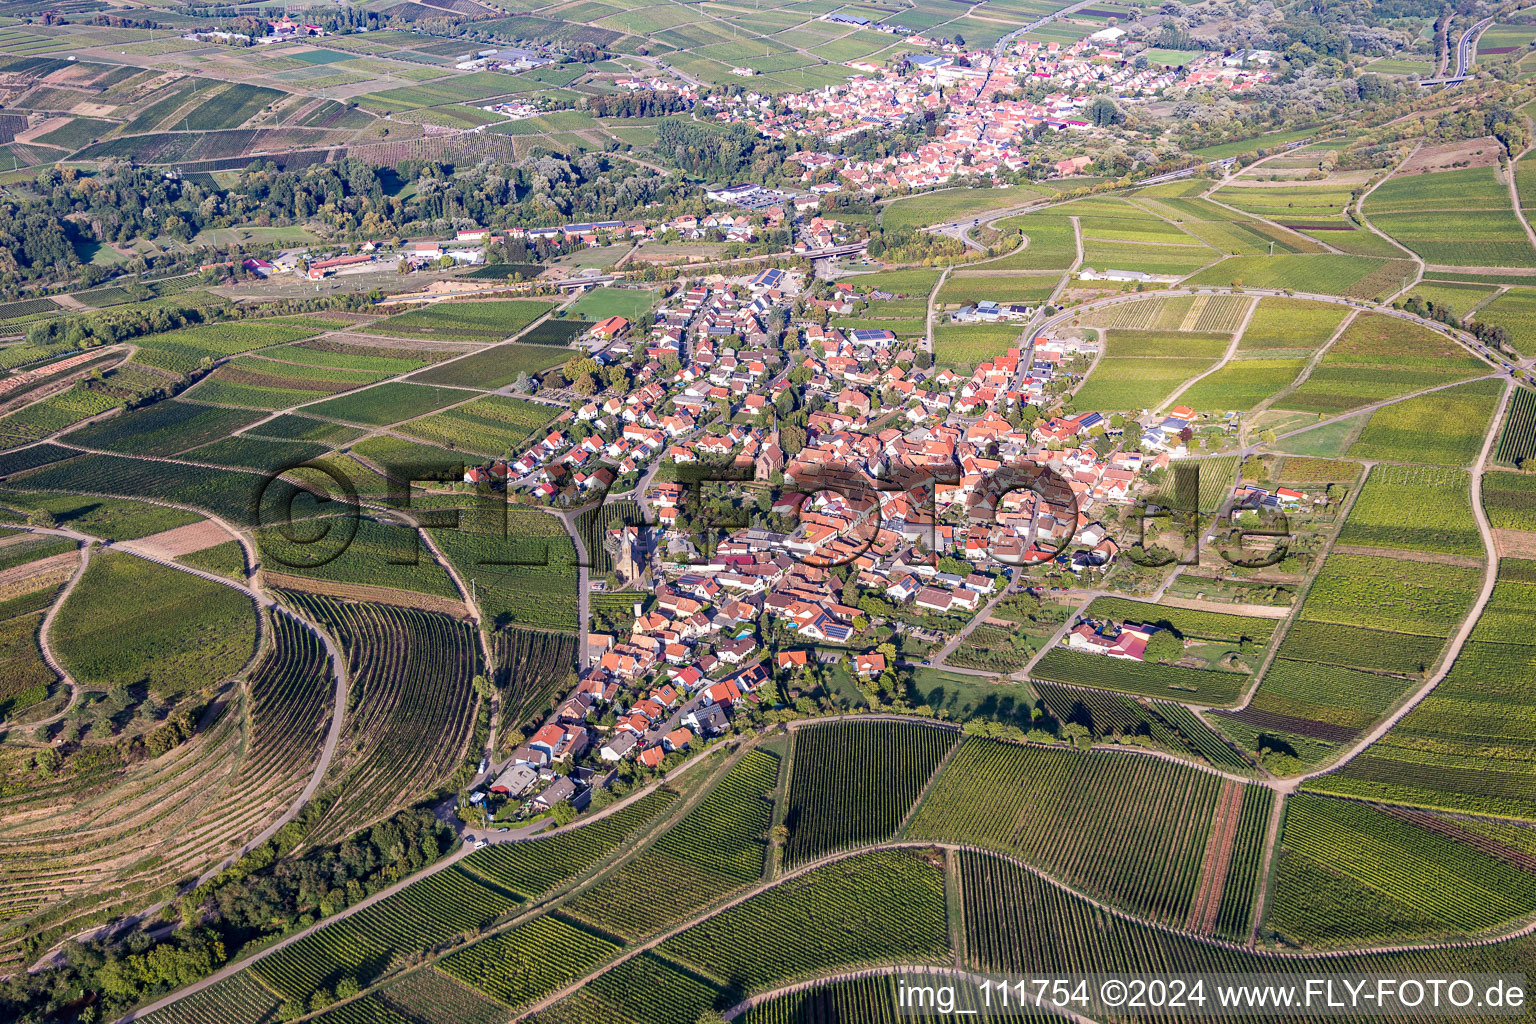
[474,839,487,848]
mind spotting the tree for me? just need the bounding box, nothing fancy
[27,507,55,528]
[1144,628,1183,664]
[1088,97,1125,128]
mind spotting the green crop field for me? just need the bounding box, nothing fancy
[1185,255,1415,299]
[658,848,950,990]
[564,287,656,323]
[1495,386,1536,467]
[1280,313,1487,415]
[568,748,780,936]
[53,551,257,695]
[1237,297,1350,351]
[1073,327,1228,412]
[1346,377,1502,466]
[881,184,1051,232]
[397,394,555,455]
[982,215,1077,269]
[932,323,1022,368]
[1484,468,1536,530]
[1304,557,1536,820]
[1367,167,1536,268]
[1268,795,1536,945]
[907,738,1228,924]
[410,345,567,389]
[366,299,555,342]
[301,383,471,426]
[1299,550,1481,635]
[1336,464,1482,556]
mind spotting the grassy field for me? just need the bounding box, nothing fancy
[564,287,656,323]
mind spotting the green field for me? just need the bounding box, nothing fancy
[53,551,257,695]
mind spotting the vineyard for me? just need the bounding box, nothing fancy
[574,498,645,575]
[1031,648,1249,705]
[1336,464,1482,556]
[53,551,258,695]
[365,299,555,343]
[257,517,459,602]
[1495,385,1536,467]
[430,507,579,632]
[303,383,469,427]
[1280,313,1486,415]
[783,721,957,867]
[1304,558,1536,820]
[234,610,332,807]
[411,344,568,390]
[397,394,555,456]
[137,972,283,1024]
[281,591,480,841]
[492,628,576,730]
[67,400,264,457]
[1236,297,1350,352]
[461,789,676,899]
[0,610,53,721]
[524,951,725,1024]
[957,849,1536,1011]
[252,864,520,1002]
[361,970,508,1024]
[567,749,780,937]
[1032,683,1256,773]
[905,738,1226,924]
[1080,597,1277,645]
[1294,552,1480,639]
[1267,795,1536,946]
[1483,469,1536,531]
[1221,656,1420,755]
[439,914,622,1010]
[658,848,950,991]
[1345,377,1502,468]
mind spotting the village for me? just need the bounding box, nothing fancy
[443,254,1298,819]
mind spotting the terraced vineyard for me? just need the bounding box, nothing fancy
[282,591,480,841]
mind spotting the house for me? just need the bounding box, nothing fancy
[532,776,576,811]
[685,702,731,736]
[854,652,887,677]
[1065,621,1157,660]
[591,315,630,340]
[599,731,638,762]
[638,745,667,769]
[662,727,693,752]
[490,763,538,796]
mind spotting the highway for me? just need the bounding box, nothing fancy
[1416,14,1494,84]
